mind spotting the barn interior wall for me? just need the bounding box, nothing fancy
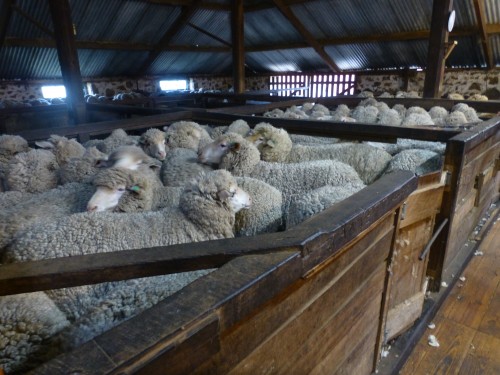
[1,70,498,102]
[356,69,500,98]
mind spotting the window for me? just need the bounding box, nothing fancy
[41,85,67,99]
[269,74,356,98]
[159,79,187,91]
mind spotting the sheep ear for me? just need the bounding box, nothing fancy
[229,142,241,153]
[266,139,276,148]
[35,140,54,149]
[217,189,230,200]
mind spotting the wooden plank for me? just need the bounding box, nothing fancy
[34,251,302,374]
[386,291,426,341]
[478,284,500,339]
[459,331,500,374]
[226,241,389,374]
[195,216,394,374]
[231,0,245,94]
[399,316,476,374]
[0,0,14,49]
[48,0,87,124]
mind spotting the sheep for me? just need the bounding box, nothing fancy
[0,134,30,190]
[285,185,363,229]
[377,108,402,126]
[4,169,251,263]
[359,97,378,107]
[234,176,283,236]
[198,133,365,212]
[444,111,468,127]
[58,146,109,184]
[428,106,449,121]
[0,190,33,211]
[392,104,407,119]
[351,105,379,123]
[366,138,446,156]
[208,125,229,139]
[0,292,69,374]
[468,93,488,101]
[226,119,251,136]
[163,121,213,152]
[4,149,59,193]
[35,135,86,166]
[246,122,293,162]
[447,92,465,100]
[451,103,481,123]
[138,128,167,160]
[401,112,435,127]
[378,92,394,98]
[385,149,443,175]
[84,128,138,153]
[161,148,214,187]
[263,108,285,118]
[243,123,391,184]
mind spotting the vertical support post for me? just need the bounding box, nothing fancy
[48,0,87,124]
[423,0,454,98]
[231,0,245,94]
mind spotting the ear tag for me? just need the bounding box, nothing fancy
[129,185,141,192]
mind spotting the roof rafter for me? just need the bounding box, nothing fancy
[138,0,230,11]
[11,3,55,37]
[473,0,493,68]
[137,0,204,75]
[271,0,340,72]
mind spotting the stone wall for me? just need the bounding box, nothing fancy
[190,76,268,92]
[357,69,500,98]
[0,82,44,101]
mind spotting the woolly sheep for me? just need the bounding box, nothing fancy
[351,105,379,123]
[243,123,391,184]
[377,108,402,126]
[392,104,407,119]
[163,121,213,152]
[198,133,365,210]
[35,135,86,166]
[444,111,468,127]
[209,126,229,139]
[385,149,443,175]
[378,92,394,98]
[0,190,33,210]
[366,138,446,156]
[468,93,488,101]
[358,91,374,98]
[401,112,435,127]
[4,169,251,263]
[359,97,378,107]
[226,119,251,136]
[289,134,339,145]
[428,106,449,120]
[447,92,465,100]
[234,176,283,236]
[263,108,285,118]
[84,128,138,154]
[4,149,59,193]
[0,292,69,374]
[246,122,293,162]
[161,148,214,187]
[58,146,108,184]
[138,128,167,160]
[451,103,481,123]
[285,185,363,229]
[0,134,30,191]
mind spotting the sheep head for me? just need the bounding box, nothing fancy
[245,122,292,162]
[139,128,167,160]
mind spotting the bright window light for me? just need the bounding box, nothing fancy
[159,80,187,91]
[41,85,66,99]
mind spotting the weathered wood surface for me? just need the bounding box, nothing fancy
[0,104,70,133]
[401,213,500,374]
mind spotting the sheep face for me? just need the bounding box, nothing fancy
[139,129,167,160]
[99,146,159,171]
[198,138,240,165]
[87,185,127,212]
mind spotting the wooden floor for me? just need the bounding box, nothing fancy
[399,213,500,375]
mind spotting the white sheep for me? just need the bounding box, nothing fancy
[35,135,86,166]
[428,106,449,121]
[138,128,167,160]
[160,148,214,187]
[4,149,59,193]
[377,108,402,126]
[401,112,435,127]
[4,169,250,263]
[351,105,379,123]
[444,111,468,127]
[234,176,283,236]
[451,103,481,123]
[289,134,339,145]
[244,123,391,185]
[198,133,365,211]
[163,121,213,152]
[84,128,138,154]
[0,134,31,191]
[285,185,362,229]
[385,149,443,175]
[58,146,109,184]
[0,292,69,374]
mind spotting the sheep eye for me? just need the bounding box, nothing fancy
[220,143,227,148]
[117,188,126,192]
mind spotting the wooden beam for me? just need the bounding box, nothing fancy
[232,0,245,94]
[11,3,54,37]
[139,0,230,11]
[0,0,14,49]
[48,0,87,124]
[246,0,312,12]
[423,0,454,98]
[188,22,232,46]
[473,0,494,69]
[137,0,204,75]
[271,0,340,72]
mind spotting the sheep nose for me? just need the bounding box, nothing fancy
[158,151,166,159]
[87,205,98,212]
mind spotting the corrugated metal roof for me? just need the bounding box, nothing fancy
[0,0,498,79]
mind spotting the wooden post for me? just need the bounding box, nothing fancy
[48,0,87,124]
[423,0,454,98]
[231,0,245,94]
